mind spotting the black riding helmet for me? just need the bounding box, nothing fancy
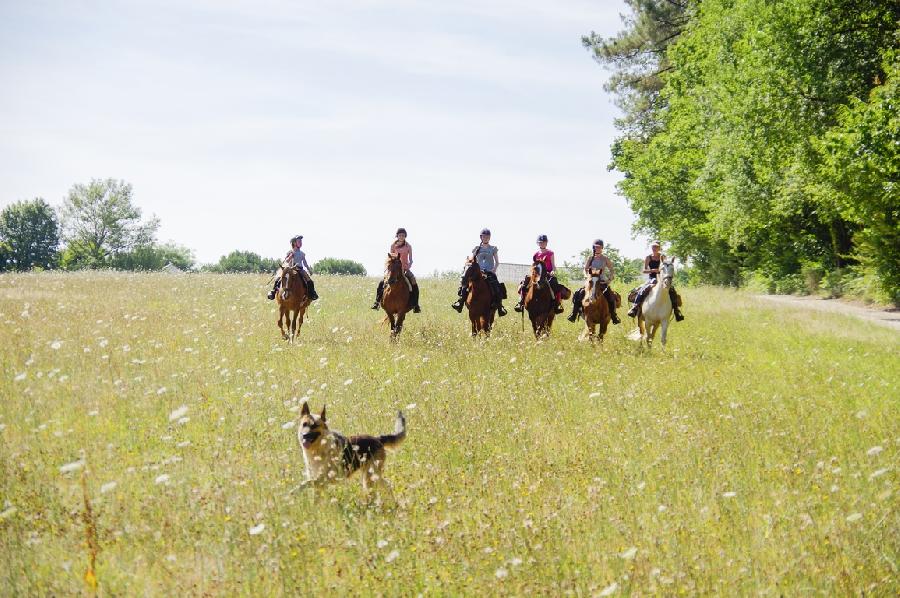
[593,239,604,247]
[396,228,407,236]
[480,228,491,236]
[536,234,548,242]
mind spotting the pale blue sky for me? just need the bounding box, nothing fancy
[0,0,647,275]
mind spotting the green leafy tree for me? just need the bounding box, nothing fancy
[562,244,642,285]
[112,242,196,271]
[0,198,60,270]
[313,257,366,276]
[206,250,279,273]
[60,179,159,268]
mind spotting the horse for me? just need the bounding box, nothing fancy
[524,261,556,338]
[275,265,310,344]
[462,259,495,337]
[580,269,620,344]
[381,253,412,339]
[637,260,676,349]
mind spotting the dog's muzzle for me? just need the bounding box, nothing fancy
[301,431,320,447]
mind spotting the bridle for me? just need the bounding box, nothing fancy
[384,256,402,285]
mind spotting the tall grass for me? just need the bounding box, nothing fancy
[0,272,896,595]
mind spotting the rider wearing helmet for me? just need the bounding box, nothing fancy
[371,228,421,313]
[627,241,684,321]
[514,234,564,314]
[451,228,507,316]
[567,239,620,324]
[267,235,319,301]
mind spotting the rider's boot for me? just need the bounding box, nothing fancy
[554,298,565,314]
[670,287,684,321]
[306,279,319,301]
[410,286,421,313]
[371,281,384,310]
[496,302,507,317]
[513,291,525,312]
[567,289,584,322]
[451,287,466,312]
[267,279,280,300]
[627,291,644,318]
[605,288,621,324]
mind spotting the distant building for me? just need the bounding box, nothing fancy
[495,263,529,283]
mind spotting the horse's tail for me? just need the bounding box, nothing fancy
[379,411,406,448]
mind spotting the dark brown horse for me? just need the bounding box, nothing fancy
[580,269,620,344]
[381,253,412,339]
[275,266,310,344]
[524,260,556,338]
[462,259,495,337]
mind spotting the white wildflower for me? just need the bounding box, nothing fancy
[619,547,637,560]
[377,539,389,548]
[385,549,399,563]
[866,446,883,457]
[100,482,117,494]
[495,567,508,579]
[154,474,170,485]
[59,460,84,474]
[343,378,353,386]
[722,491,737,498]
[282,421,295,429]
[589,392,602,398]
[406,403,417,410]
[14,373,26,382]
[846,512,862,523]
[598,582,619,596]
[249,523,265,535]
[168,405,188,422]
[50,340,62,350]
[0,506,17,519]
[869,468,889,480]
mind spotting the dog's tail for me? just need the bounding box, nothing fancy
[379,411,406,448]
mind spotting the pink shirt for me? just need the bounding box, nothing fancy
[392,241,413,272]
[533,249,555,274]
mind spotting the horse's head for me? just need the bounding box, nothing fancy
[279,267,295,300]
[462,258,482,284]
[384,253,402,284]
[529,261,546,289]
[586,268,606,299]
[659,260,675,289]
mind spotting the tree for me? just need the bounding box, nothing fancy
[562,244,643,285]
[0,198,60,270]
[205,250,279,273]
[112,242,196,271]
[313,257,366,276]
[60,179,159,268]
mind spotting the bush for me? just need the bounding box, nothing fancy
[112,243,195,271]
[313,257,366,276]
[205,251,279,273]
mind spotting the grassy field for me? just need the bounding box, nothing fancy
[1,272,897,595]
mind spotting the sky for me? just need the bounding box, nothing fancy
[0,0,646,275]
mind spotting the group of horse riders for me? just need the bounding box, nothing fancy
[267,229,684,322]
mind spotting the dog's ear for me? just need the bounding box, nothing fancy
[320,404,327,422]
[300,401,310,417]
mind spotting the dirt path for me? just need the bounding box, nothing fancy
[755,294,900,332]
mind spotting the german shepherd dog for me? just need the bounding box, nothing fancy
[297,402,406,496]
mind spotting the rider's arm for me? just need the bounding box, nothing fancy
[549,252,556,272]
[301,255,312,273]
[407,246,413,270]
[642,256,652,274]
[492,248,499,273]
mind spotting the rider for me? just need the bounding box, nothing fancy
[627,241,684,321]
[566,239,620,324]
[370,228,421,313]
[267,235,319,301]
[451,228,507,316]
[513,234,564,314]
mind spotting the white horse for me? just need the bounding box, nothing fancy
[637,260,676,349]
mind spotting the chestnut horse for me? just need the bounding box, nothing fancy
[524,261,556,338]
[381,253,412,339]
[276,266,310,344]
[580,269,620,344]
[462,259,495,337]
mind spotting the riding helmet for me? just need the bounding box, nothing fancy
[651,240,661,247]
[480,228,491,235]
[593,239,604,247]
[396,227,407,236]
[290,235,303,243]
[536,234,548,242]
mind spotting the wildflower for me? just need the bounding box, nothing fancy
[385,549,399,563]
[377,539,389,548]
[866,446,883,457]
[343,378,353,386]
[619,547,637,560]
[282,421,295,429]
[14,373,26,382]
[722,491,737,498]
[846,513,862,523]
[50,340,62,350]
[869,468,888,480]
[598,582,619,596]
[100,482,117,494]
[155,474,170,485]
[495,567,508,579]
[249,523,265,535]
[60,460,84,474]
[168,406,188,422]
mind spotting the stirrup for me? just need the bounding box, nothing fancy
[567,312,578,322]
[674,311,685,321]
[451,300,464,313]
[627,305,639,318]
[371,302,380,310]
[513,304,523,313]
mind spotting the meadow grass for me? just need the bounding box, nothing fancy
[0,272,897,595]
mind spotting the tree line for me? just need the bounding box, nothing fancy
[584,0,898,303]
[0,179,366,275]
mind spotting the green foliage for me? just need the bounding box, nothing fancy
[591,0,899,303]
[0,240,11,272]
[60,179,159,268]
[205,250,279,273]
[562,244,643,285]
[0,198,60,270]
[312,257,366,276]
[111,242,196,271]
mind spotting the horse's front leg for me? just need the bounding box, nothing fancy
[278,309,288,340]
[394,312,406,337]
[387,312,397,338]
[289,309,298,344]
[659,318,669,349]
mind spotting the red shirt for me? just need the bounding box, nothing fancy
[533,249,555,274]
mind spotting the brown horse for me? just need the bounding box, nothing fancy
[462,259,495,337]
[524,261,556,338]
[381,253,412,339]
[275,266,310,344]
[580,269,620,344]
